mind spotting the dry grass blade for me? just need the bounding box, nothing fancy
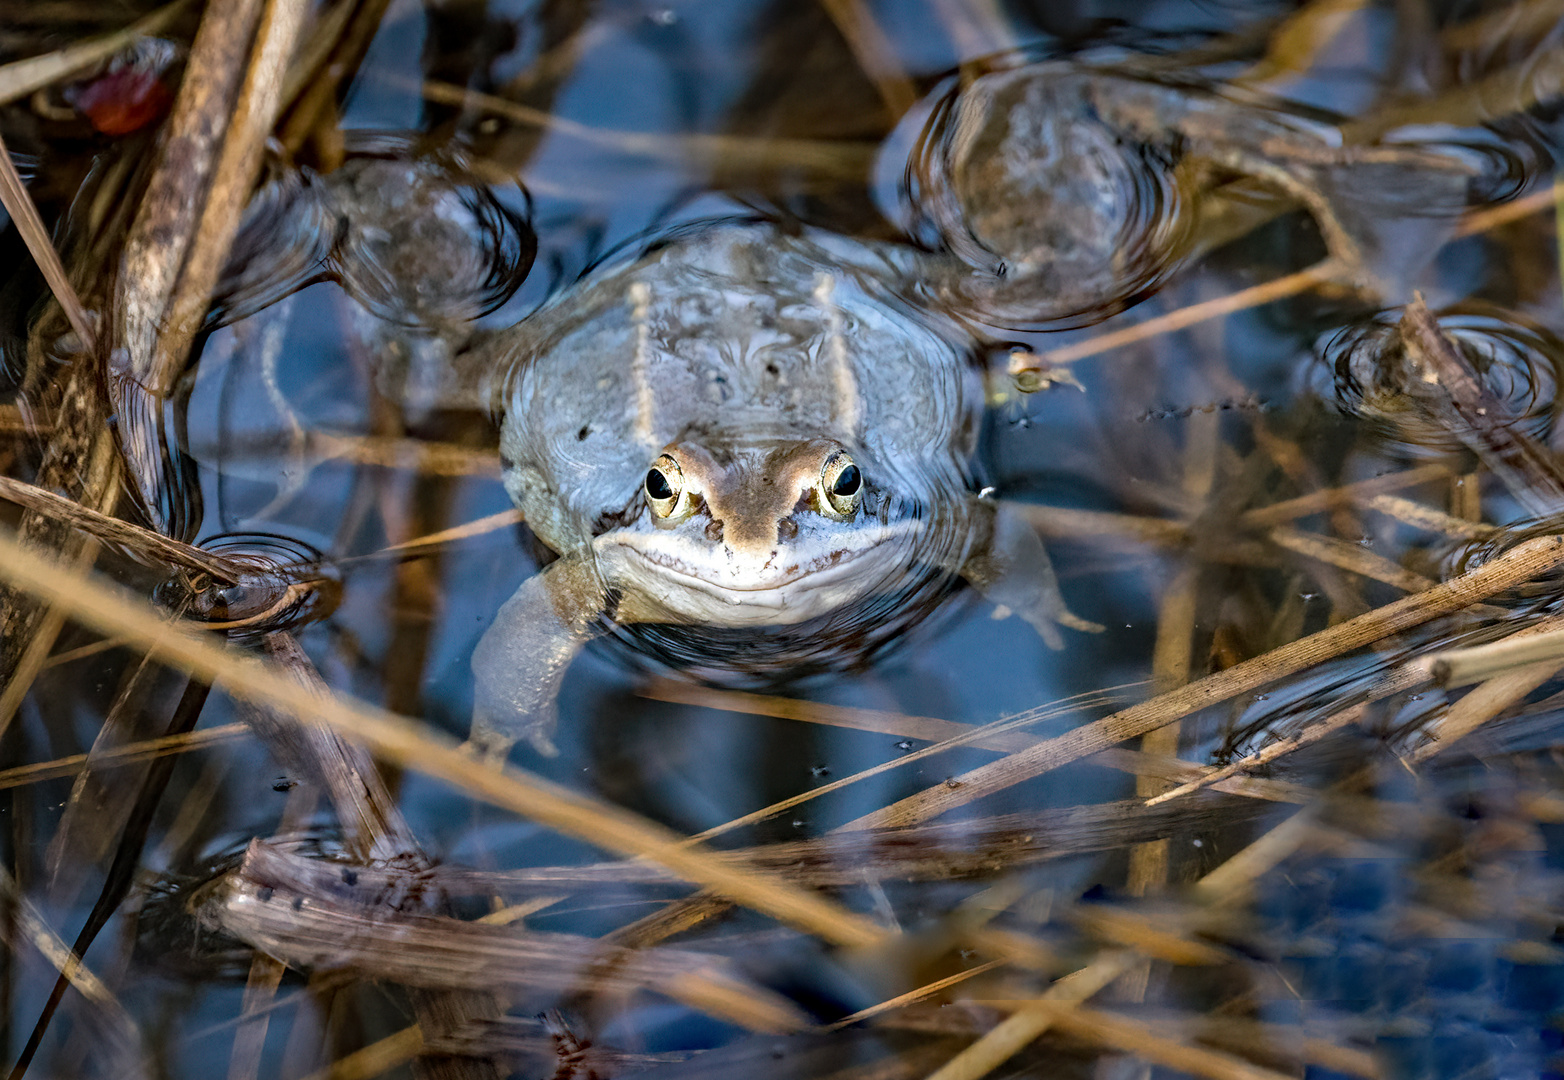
[1038,263,1337,367]
[1342,41,1564,142]
[1036,1004,1303,1080]
[295,1027,424,1080]
[923,951,1137,1080]
[923,806,1320,1079]
[0,131,95,351]
[1425,626,1564,686]
[817,0,918,118]
[1412,612,1564,759]
[841,535,1564,830]
[0,526,888,949]
[1148,659,1428,807]
[1267,526,1436,593]
[1364,493,1493,539]
[1147,705,1366,806]
[1238,0,1368,84]
[645,680,1312,811]
[0,0,192,107]
[373,509,525,556]
[0,475,241,582]
[0,722,246,792]
[416,77,877,175]
[0,862,140,1064]
[1238,464,1449,528]
[826,961,1006,1031]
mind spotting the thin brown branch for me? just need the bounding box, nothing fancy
[0,131,95,351]
[817,0,918,118]
[839,534,1564,830]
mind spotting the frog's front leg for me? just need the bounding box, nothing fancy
[959,498,1103,650]
[470,551,607,760]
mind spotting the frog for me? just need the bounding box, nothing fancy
[213,60,1478,758]
[461,61,1479,756]
[468,223,1105,755]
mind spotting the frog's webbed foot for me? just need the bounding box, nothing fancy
[469,552,606,761]
[960,499,1103,650]
[914,63,1475,322]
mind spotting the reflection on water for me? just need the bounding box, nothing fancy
[3,0,1564,1077]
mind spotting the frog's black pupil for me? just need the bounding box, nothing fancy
[646,468,674,501]
[832,464,861,497]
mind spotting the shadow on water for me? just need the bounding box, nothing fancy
[3,0,1564,1077]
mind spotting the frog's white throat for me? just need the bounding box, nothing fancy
[596,520,919,626]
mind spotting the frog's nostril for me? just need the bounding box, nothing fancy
[705,519,724,543]
[777,518,798,541]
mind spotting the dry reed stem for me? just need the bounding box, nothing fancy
[1193,807,1317,904]
[374,509,525,556]
[922,805,1318,1079]
[1455,177,1564,237]
[1342,43,1564,142]
[1425,625,1564,686]
[155,0,311,387]
[1067,906,1227,966]
[116,0,262,385]
[1364,493,1494,539]
[279,0,394,155]
[1035,1004,1304,1080]
[1128,410,1216,905]
[827,960,1007,1031]
[1441,0,1564,49]
[228,957,286,1080]
[1017,505,1190,547]
[643,679,1306,821]
[1239,0,1368,85]
[0,527,889,949]
[0,590,74,740]
[213,841,812,1034]
[0,861,138,1055]
[817,0,918,118]
[1411,612,1564,760]
[1267,526,1435,592]
[295,1027,424,1080]
[1035,173,1563,370]
[922,951,1138,1080]
[1413,656,1563,761]
[1238,464,1449,528]
[0,475,242,582]
[1037,262,1337,366]
[416,77,877,174]
[0,1,191,106]
[305,433,501,476]
[1147,705,1367,806]
[0,131,95,351]
[841,534,1564,830]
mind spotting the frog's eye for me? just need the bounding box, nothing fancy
[820,452,862,517]
[645,454,689,519]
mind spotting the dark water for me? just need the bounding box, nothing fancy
[5,1,1564,1077]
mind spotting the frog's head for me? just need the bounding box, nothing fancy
[593,435,926,626]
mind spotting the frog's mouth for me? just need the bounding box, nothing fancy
[599,522,919,623]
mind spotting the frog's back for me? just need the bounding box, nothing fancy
[495,223,982,552]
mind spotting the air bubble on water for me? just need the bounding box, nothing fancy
[810,765,831,778]
[895,740,915,752]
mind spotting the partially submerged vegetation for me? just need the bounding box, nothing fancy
[2,1,1564,1078]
